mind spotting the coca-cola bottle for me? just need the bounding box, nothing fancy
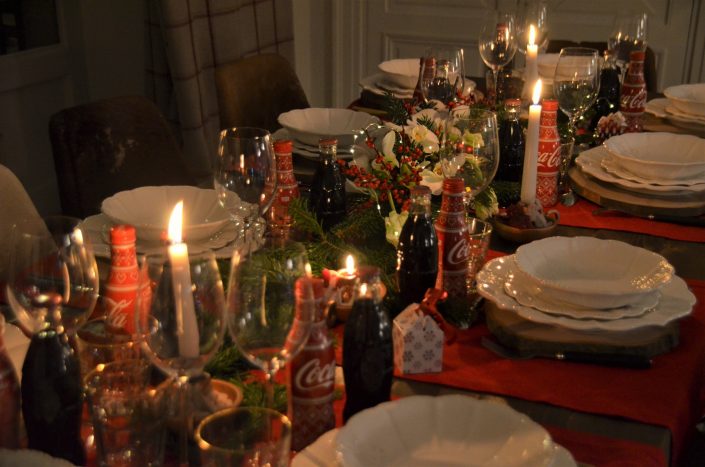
[397,185,438,308]
[342,266,393,422]
[0,315,21,449]
[103,224,140,333]
[22,293,85,465]
[435,177,469,300]
[269,139,300,236]
[496,98,525,182]
[290,277,336,451]
[309,138,346,230]
[620,50,647,133]
[537,99,561,207]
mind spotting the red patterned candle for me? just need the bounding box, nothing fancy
[537,99,561,207]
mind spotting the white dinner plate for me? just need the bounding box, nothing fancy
[0,449,77,466]
[666,104,705,123]
[477,256,695,332]
[645,98,705,135]
[601,156,705,187]
[575,147,705,196]
[79,214,244,259]
[360,73,415,99]
[504,260,660,320]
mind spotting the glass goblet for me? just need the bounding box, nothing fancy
[215,127,277,248]
[441,108,500,204]
[553,47,600,137]
[226,236,312,410]
[420,46,465,104]
[136,249,226,465]
[478,11,518,106]
[608,11,648,76]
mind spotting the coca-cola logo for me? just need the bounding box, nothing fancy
[105,297,133,328]
[538,145,561,169]
[294,358,335,392]
[446,237,469,266]
[621,89,646,111]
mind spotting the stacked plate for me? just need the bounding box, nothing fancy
[293,395,577,466]
[574,133,705,198]
[537,53,559,84]
[646,84,705,135]
[477,237,695,333]
[277,108,380,161]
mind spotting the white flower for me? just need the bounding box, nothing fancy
[420,163,444,195]
[374,131,399,169]
[462,131,484,148]
[384,209,409,248]
[405,124,439,154]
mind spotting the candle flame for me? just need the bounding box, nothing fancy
[345,255,355,275]
[305,263,312,277]
[532,79,543,105]
[528,24,536,46]
[168,201,184,243]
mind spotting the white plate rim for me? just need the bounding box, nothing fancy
[601,156,705,186]
[477,255,695,332]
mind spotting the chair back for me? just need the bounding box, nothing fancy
[49,95,196,218]
[215,54,309,133]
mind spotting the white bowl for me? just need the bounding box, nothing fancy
[514,237,674,309]
[101,186,230,243]
[336,395,558,467]
[277,108,379,147]
[664,83,705,117]
[377,58,419,90]
[603,132,705,181]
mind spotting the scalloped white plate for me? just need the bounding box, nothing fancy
[601,156,705,186]
[664,83,705,117]
[277,108,380,147]
[377,58,419,90]
[504,259,659,320]
[477,256,695,332]
[603,133,705,181]
[0,449,77,466]
[514,237,674,309]
[575,147,705,195]
[101,186,230,243]
[334,395,562,467]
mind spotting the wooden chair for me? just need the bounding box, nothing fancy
[49,95,196,218]
[546,40,657,93]
[215,54,310,133]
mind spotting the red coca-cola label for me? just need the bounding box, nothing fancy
[620,51,646,132]
[270,140,300,231]
[435,177,469,299]
[104,225,139,333]
[536,99,560,207]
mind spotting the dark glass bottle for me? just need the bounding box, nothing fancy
[21,294,85,465]
[309,138,346,230]
[396,185,438,308]
[496,98,525,182]
[342,266,393,422]
[0,315,21,449]
[590,51,621,131]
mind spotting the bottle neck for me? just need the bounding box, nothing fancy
[409,193,432,216]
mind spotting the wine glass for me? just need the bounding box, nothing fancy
[441,108,500,200]
[517,0,549,54]
[136,249,226,465]
[608,12,648,76]
[420,46,465,104]
[226,236,312,410]
[478,11,518,105]
[553,47,600,136]
[215,127,277,248]
[6,215,99,336]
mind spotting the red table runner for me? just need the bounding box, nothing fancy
[333,277,705,466]
[554,198,705,243]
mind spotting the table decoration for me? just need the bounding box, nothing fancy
[392,297,445,375]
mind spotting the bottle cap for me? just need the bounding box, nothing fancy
[504,98,521,109]
[541,99,559,111]
[274,140,293,154]
[411,185,431,196]
[319,138,338,148]
[110,225,136,245]
[442,177,465,194]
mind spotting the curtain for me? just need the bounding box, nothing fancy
[145,0,295,182]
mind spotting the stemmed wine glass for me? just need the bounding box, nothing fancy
[517,0,549,54]
[420,46,465,104]
[608,12,648,77]
[226,237,312,409]
[478,11,518,105]
[136,249,226,465]
[214,127,277,250]
[441,108,500,202]
[6,215,99,336]
[553,47,600,137]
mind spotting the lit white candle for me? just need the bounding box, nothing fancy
[521,80,543,204]
[522,25,540,102]
[167,201,199,359]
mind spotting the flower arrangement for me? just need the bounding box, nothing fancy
[339,98,499,246]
